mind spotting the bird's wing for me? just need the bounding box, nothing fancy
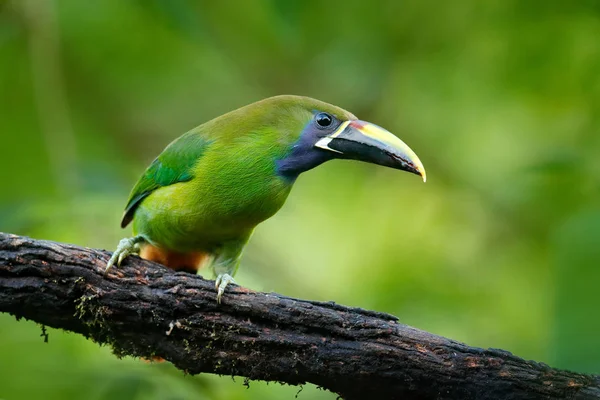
[121,131,211,228]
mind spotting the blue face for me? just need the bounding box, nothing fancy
[276,112,344,181]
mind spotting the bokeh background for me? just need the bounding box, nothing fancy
[1,0,600,399]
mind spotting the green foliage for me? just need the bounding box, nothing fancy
[1,0,599,398]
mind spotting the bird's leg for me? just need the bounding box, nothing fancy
[105,236,146,274]
[211,240,245,304]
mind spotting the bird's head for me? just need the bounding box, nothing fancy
[254,95,426,182]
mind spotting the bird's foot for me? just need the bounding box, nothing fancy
[105,236,144,275]
[215,273,236,304]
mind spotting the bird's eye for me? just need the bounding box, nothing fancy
[315,112,333,128]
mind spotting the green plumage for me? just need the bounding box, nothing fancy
[108,94,425,302]
[121,95,354,278]
[121,133,211,228]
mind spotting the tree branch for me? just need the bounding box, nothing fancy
[0,232,598,400]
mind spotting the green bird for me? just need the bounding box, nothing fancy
[106,95,426,303]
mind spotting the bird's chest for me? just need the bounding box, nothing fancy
[135,144,293,250]
[193,172,291,224]
[181,155,293,232]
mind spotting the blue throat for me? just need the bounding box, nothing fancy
[275,127,334,181]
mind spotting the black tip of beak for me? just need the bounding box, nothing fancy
[391,153,424,178]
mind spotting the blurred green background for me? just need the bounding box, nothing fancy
[1,0,600,399]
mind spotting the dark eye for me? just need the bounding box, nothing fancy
[315,112,333,128]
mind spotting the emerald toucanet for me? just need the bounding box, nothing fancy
[106,95,426,302]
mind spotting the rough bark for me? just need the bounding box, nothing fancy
[0,232,598,399]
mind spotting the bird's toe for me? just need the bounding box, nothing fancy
[215,273,236,304]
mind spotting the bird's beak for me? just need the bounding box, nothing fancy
[315,120,426,181]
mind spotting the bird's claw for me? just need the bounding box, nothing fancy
[215,273,236,304]
[105,237,142,275]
